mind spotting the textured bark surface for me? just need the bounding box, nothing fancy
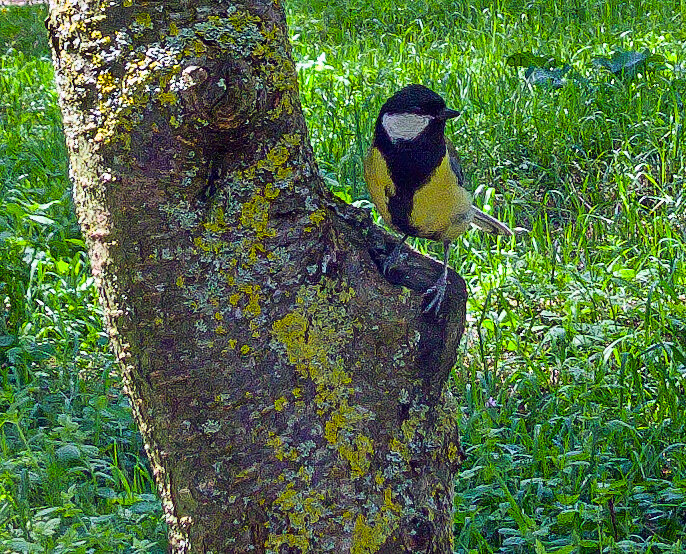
[46,1,467,552]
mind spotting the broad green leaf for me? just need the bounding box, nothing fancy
[548,546,577,554]
[26,214,55,226]
[506,52,560,69]
[56,444,82,464]
[525,65,571,89]
[55,259,70,274]
[593,49,666,81]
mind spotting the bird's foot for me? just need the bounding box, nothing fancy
[382,240,407,276]
[423,272,448,315]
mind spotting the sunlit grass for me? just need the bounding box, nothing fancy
[1,1,684,552]
[288,0,685,551]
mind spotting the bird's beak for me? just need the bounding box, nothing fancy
[439,108,461,120]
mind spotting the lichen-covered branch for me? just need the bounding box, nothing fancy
[47,1,466,552]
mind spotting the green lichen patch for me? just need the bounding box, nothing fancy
[266,478,329,553]
[194,10,263,54]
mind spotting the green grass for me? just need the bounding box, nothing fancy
[287,0,686,552]
[0,6,165,553]
[1,1,685,553]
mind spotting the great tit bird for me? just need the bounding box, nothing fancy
[364,84,513,313]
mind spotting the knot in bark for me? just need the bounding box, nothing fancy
[180,60,264,132]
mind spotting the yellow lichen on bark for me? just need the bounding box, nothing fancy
[267,282,402,549]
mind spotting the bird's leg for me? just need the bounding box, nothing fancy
[382,234,409,276]
[423,241,451,314]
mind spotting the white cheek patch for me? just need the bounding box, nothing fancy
[382,112,432,143]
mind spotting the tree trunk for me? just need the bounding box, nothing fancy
[46,2,467,552]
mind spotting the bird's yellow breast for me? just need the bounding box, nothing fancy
[364,147,473,241]
[410,154,473,240]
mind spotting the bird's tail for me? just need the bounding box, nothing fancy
[471,207,513,237]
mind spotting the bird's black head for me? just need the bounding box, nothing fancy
[375,84,459,146]
[379,84,452,117]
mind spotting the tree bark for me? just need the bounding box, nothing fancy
[46,1,467,552]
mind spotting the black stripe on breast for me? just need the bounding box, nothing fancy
[374,121,447,236]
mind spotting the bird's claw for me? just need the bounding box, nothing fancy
[382,241,407,276]
[423,273,448,315]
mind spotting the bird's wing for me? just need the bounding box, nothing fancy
[446,139,513,237]
[445,139,465,188]
[363,147,395,225]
